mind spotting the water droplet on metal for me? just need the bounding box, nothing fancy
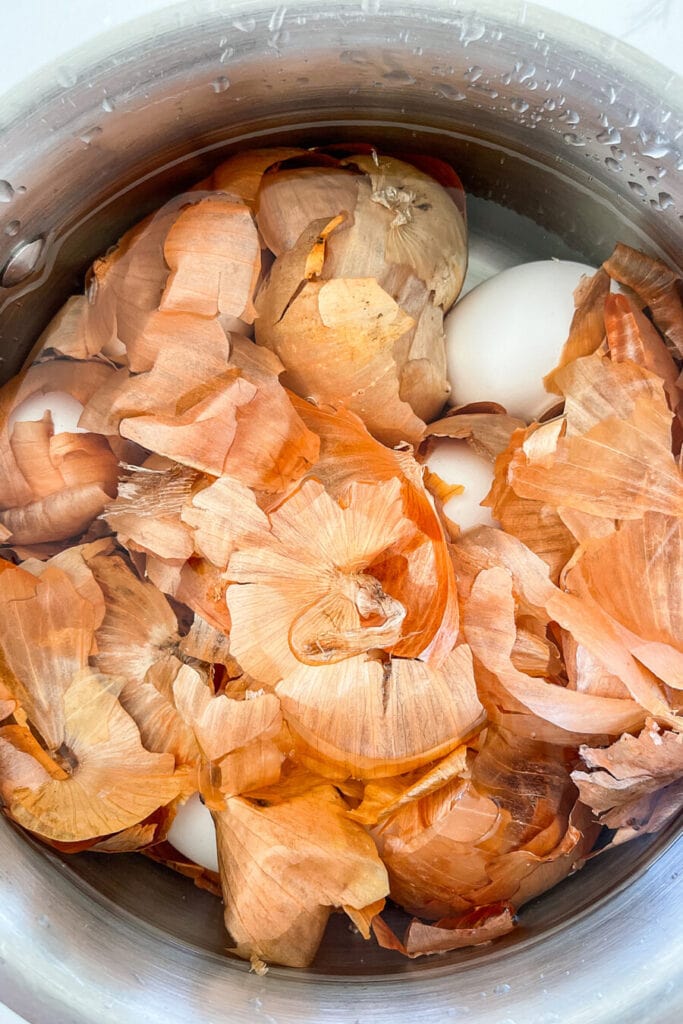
[651,192,674,211]
[518,62,536,83]
[511,98,529,114]
[56,65,77,88]
[542,98,556,112]
[436,83,465,101]
[79,125,103,145]
[458,15,486,45]
[4,220,20,237]
[624,108,640,127]
[220,46,235,63]
[559,109,580,125]
[628,181,647,198]
[212,76,230,93]
[563,133,585,147]
[465,65,483,83]
[471,84,499,98]
[494,983,512,995]
[596,126,621,145]
[1,237,45,287]
[643,143,672,159]
[0,180,14,203]
[382,69,415,84]
[640,133,672,159]
[605,157,622,172]
[101,96,115,113]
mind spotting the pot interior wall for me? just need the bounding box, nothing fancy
[25,819,679,976]
[1,0,681,380]
[0,0,681,986]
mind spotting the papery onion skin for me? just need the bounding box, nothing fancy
[253,151,466,443]
[373,721,598,921]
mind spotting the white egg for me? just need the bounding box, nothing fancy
[166,793,219,873]
[424,437,497,534]
[444,260,598,421]
[8,391,86,436]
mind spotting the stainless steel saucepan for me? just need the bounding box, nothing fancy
[0,2,681,1021]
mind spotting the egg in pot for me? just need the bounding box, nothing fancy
[444,260,600,421]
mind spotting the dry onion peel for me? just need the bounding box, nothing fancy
[464,566,645,735]
[564,513,683,690]
[277,646,484,780]
[253,151,466,442]
[543,268,610,393]
[373,720,597,920]
[0,360,118,543]
[173,667,283,804]
[0,559,98,749]
[0,670,180,842]
[603,242,683,357]
[160,196,261,322]
[484,427,576,583]
[572,720,683,846]
[227,477,417,682]
[372,901,516,957]
[213,784,389,968]
[201,147,308,207]
[507,398,683,520]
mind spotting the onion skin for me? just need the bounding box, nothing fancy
[373,722,599,921]
[254,152,467,443]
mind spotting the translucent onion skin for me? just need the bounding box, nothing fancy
[373,722,599,921]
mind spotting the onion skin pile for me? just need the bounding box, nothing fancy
[1,145,683,970]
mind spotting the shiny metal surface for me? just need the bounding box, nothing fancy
[0,2,681,1021]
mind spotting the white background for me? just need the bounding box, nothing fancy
[0,1,680,1022]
